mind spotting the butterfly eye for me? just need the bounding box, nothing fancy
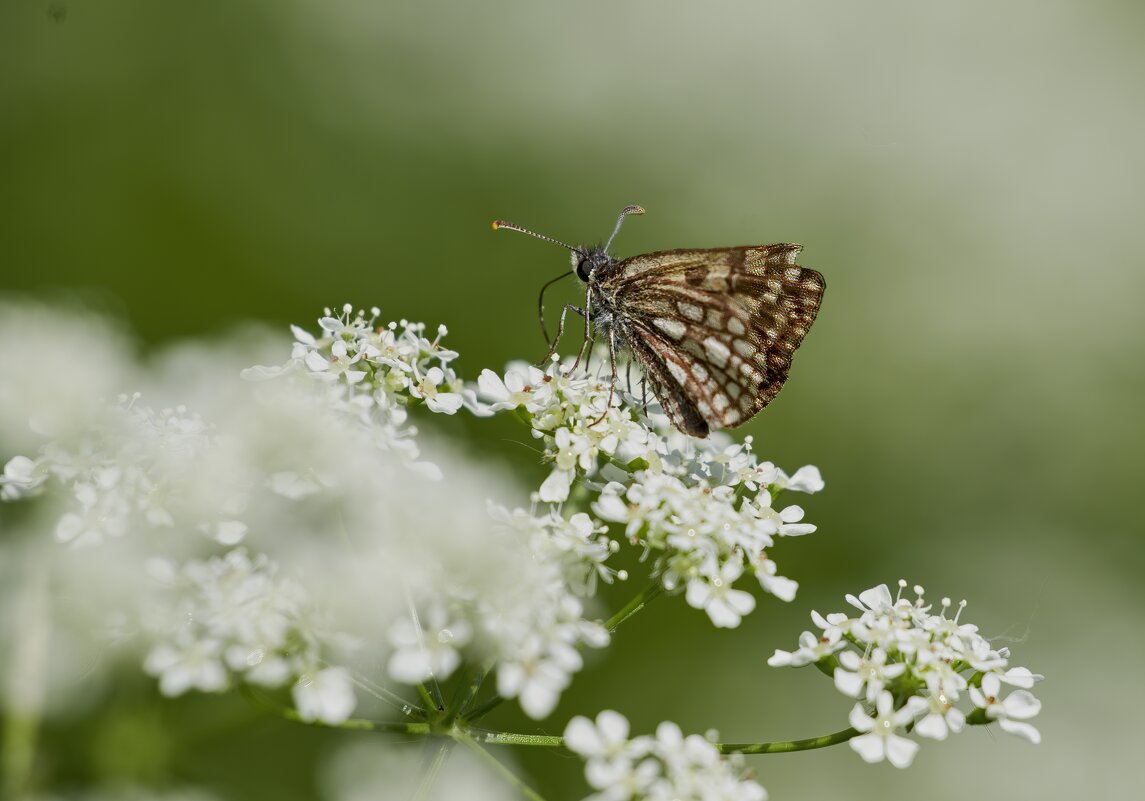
[576,258,593,282]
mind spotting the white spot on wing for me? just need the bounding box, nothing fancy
[703,337,731,368]
[727,317,746,336]
[733,338,754,358]
[678,302,704,321]
[653,317,686,340]
[667,360,688,385]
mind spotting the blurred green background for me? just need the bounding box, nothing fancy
[2,1,1143,799]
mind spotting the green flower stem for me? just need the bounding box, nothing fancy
[472,730,566,748]
[716,726,860,754]
[472,726,860,755]
[447,661,490,724]
[417,681,443,713]
[240,686,431,735]
[456,731,551,801]
[604,579,664,632]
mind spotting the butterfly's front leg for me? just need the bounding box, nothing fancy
[538,303,588,369]
[587,324,620,430]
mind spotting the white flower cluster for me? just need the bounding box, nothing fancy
[1,305,615,725]
[564,710,766,801]
[142,548,355,725]
[0,397,240,547]
[244,303,489,475]
[478,360,823,627]
[768,581,1044,768]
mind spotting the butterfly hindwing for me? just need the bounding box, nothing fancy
[601,245,824,432]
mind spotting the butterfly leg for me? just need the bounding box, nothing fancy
[588,325,620,429]
[567,294,594,375]
[537,303,587,368]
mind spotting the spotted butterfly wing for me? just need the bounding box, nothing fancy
[600,244,825,437]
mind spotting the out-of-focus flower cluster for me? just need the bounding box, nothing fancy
[1,305,615,725]
[768,581,1044,768]
[244,304,489,476]
[564,710,766,801]
[478,360,823,627]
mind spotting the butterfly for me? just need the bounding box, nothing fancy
[492,205,825,438]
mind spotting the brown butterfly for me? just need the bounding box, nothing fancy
[492,206,825,438]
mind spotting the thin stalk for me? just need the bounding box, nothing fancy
[240,686,431,734]
[604,580,664,632]
[716,726,860,754]
[472,730,565,748]
[471,726,860,755]
[413,739,453,801]
[455,731,550,801]
[448,662,490,724]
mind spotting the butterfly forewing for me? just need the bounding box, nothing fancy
[601,245,825,437]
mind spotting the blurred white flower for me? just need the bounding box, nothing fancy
[565,710,767,801]
[0,300,135,454]
[321,739,515,801]
[294,666,357,725]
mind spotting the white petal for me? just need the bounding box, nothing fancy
[884,734,919,768]
[914,713,949,741]
[849,733,886,763]
[564,716,602,755]
[1001,690,1042,719]
[596,710,630,743]
[767,649,796,667]
[538,469,573,503]
[293,668,356,725]
[848,703,875,733]
[290,324,316,345]
[387,650,431,683]
[998,718,1041,744]
[427,392,464,414]
[834,669,865,698]
[1001,667,1043,688]
[787,465,825,493]
[685,580,713,610]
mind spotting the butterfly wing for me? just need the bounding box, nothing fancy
[601,245,824,434]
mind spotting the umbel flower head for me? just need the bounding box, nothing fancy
[1,302,1043,801]
[769,580,1044,767]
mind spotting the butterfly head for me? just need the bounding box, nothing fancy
[572,246,611,283]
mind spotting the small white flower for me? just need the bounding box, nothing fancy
[970,673,1042,744]
[913,688,966,741]
[833,648,907,702]
[144,636,229,696]
[848,691,927,768]
[386,609,471,684]
[767,628,844,667]
[0,455,47,499]
[685,560,756,628]
[293,667,356,725]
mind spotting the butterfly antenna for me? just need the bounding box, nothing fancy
[604,204,645,252]
[492,219,581,253]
